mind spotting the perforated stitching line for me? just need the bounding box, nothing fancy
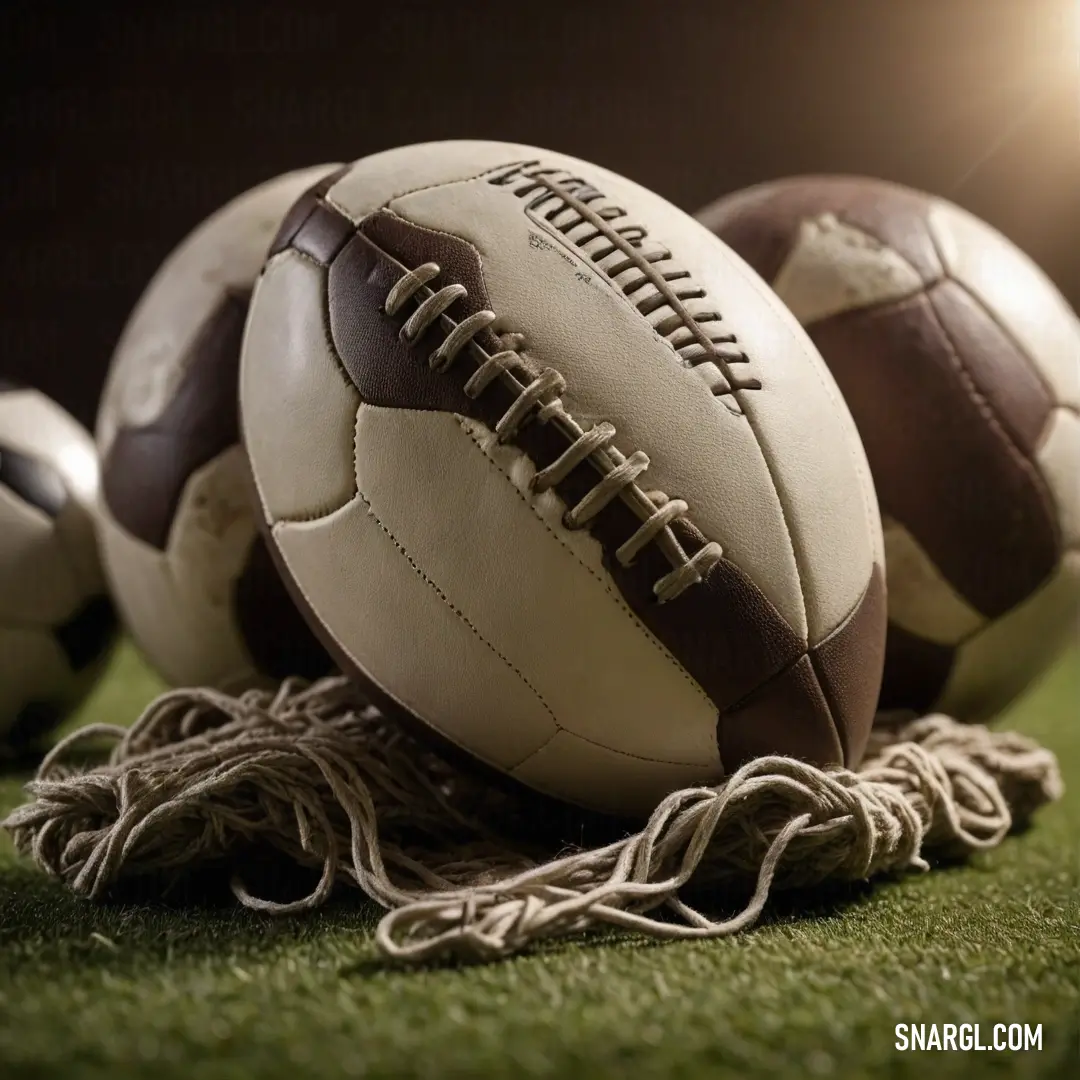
[352,482,561,737]
[512,724,722,772]
[454,414,715,710]
[273,440,563,763]
[322,161,522,227]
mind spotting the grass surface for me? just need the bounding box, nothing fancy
[1,643,1078,1080]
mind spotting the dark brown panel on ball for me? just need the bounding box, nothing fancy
[268,165,351,257]
[314,207,826,743]
[718,654,844,771]
[289,203,355,266]
[101,289,250,550]
[928,279,1054,455]
[809,563,886,767]
[361,209,504,356]
[807,289,1058,618]
[327,221,493,416]
[879,622,956,714]
[699,175,945,287]
[233,534,333,681]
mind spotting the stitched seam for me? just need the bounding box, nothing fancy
[923,211,1065,409]
[512,726,720,771]
[800,659,844,763]
[507,728,560,771]
[720,575,871,742]
[455,415,715,710]
[530,214,744,417]
[722,648,810,718]
[378,213,500,309]
[789,216,942,604]
[322,161,518,225]
[352,481,560,729]
[383,162,531,207]
[948,276,1060,433]
[794,314,884,620]
[924,281,1064,552]
[286,476,563,733]
[750,263,888,640]
[807,574,874,760]
[256,247,364,524]
[799,275,945,327]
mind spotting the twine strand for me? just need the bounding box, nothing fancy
[2,676,1062,963]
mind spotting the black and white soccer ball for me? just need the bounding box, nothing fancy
[0,382,116,747]
[95,167,337,690]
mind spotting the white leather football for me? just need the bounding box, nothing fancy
[240,141,887,816]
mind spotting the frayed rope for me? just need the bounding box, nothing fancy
[1,675,1063,962]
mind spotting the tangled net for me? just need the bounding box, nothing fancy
[2,676,1062,963]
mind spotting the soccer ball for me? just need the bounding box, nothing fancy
[240,141,886,816]
[0,382,116,746]
[698,175,1080,721]
[96,167,341,690]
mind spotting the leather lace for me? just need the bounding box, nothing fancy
[384,262,723,602]
[489,162,762,402]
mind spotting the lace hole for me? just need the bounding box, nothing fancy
[561,510,578,531]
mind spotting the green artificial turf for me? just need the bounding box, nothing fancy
[1,642,1078,1080]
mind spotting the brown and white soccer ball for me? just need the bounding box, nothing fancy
[698,175,1080,722]
[0,383,116,745]
[96,167,339,691]
[240,141,887,816]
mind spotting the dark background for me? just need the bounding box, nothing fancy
[2,0,1077,430]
